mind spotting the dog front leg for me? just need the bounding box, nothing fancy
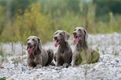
[55,56,61,66]
[71,54,76,67]
[34,56,43,68]
[35,64,42,68]
[27,56,36,69]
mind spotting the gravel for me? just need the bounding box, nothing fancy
[0,32,121,80]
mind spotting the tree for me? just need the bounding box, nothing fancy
[93,0,121,20]
[0,0,37,17]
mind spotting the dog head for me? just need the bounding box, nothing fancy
[73,27,88,44]
[53,30,70,47]
[27,36,42,54]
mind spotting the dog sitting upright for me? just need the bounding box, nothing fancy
[27,36,54,69]
[71,27,100,67]
[53,30,72,68]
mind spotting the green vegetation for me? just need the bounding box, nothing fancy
[0,77,6,80]
[0,0,121,43]
[76,48,100,65]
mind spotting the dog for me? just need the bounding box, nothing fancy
[53,30,72,68]
[71,27,100,66]
[27,36,54,69]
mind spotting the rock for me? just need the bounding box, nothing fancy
[0,33,121,80]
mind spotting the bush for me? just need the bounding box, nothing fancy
[11,3,53,43]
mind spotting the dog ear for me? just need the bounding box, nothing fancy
[53,31,58,40]
[37,37,42,51]
[83,29,88,42]
[64,31,70,42]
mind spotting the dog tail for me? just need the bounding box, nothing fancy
[45,49,54,66]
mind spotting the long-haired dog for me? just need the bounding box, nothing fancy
[71,27,100,66]
[53,30,72,68]
[27,36,54,69]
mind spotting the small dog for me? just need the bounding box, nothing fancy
[53,30,72,68]
[71,27,100,66]
[27,36,54,69]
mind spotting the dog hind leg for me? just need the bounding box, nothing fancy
[45,49,54,66]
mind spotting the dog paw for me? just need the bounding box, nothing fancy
[27,66,33,70]
[55,62,61,66]
[72,64,76,67]
[35,65,42,69]
[71,62,76,67]
[63,63,69,68]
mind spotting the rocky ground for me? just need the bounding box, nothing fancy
[0,32,121,80]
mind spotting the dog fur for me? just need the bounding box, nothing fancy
[71,27,100,66]
[27,36,54,69]
[53,30,72,68]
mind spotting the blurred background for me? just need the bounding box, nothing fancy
[0,0,121,43]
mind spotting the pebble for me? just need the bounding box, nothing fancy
[0,33,121,80]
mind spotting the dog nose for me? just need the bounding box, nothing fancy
[27,42,31,45]
[54,37,57,40]
[73,32,76,35]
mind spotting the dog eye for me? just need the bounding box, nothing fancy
[32,39,35,41]
[74,29,76,31]
[60,33,62,35]
[79,29,82,31]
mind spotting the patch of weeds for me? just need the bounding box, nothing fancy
[0,77,6,80]
[96,44,100,52]
[11,58,19,64]
[83,64,94,79]
[0,44,4,57]
[89,40,93,46]
[19,42,27,63]
[84,66,88,78]
[112,47,119,56]
[111,37,115,45]
[20,42,25,55]
[0,44,8,63]
[83,65,90,79]
[114,51,119,56]
[0,52,7,61]
[11,42,15,54]
[102,50,105,55]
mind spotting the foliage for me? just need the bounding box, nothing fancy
[0,0,37,16]
[0,77,6,80]
[11,3,53,43]
[0,5,5,36]
[0,0,121,43]
[93,0,121,21]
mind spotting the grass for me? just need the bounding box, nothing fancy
[0,42,26,64]
[0,44,8,63]
[0,77,6,80]
[83,65,88,78]
[0,45,4,57]
[0,1,121,44]
[11,58,19,64]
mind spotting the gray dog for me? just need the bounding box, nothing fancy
[27,36,54,69]
[71,27,100,66]
[53,30,72,68]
